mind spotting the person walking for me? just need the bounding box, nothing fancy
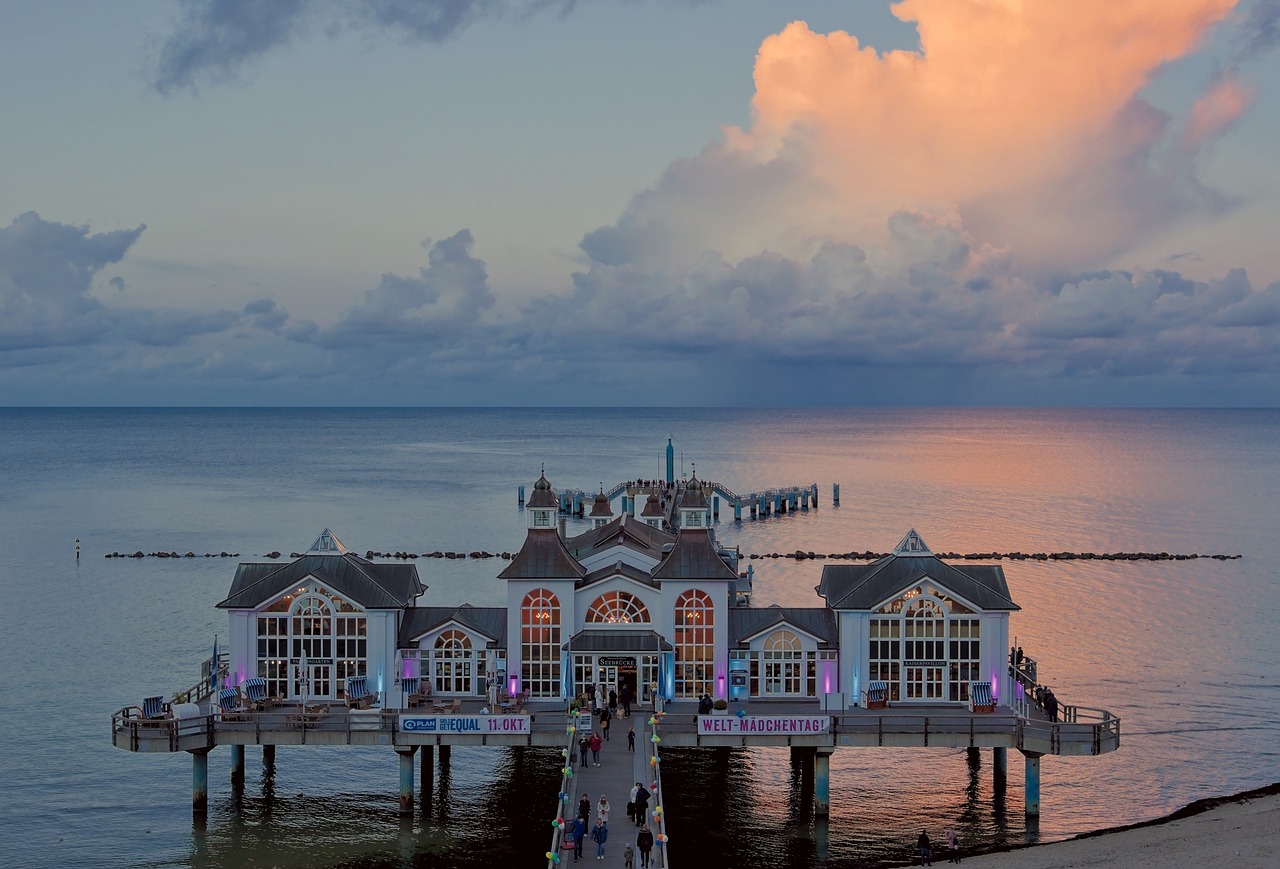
[633,783,650,827]
[636,825,654,868]
[578,734,590,768]
[589,731,602,766]
[602,712,611,742]
[623,842,634,869]
[591,819,609,860]
[578,794,591,826]
[627,727,636,752]
[946,828,962,863]
[571,816,586,862]
[918,830,933,866]
[597,794,610,825]
[627,782,640,825]
[621,685,632,718]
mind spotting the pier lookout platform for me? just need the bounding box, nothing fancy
[111,462,1119,860]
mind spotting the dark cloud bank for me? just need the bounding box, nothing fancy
[3,211,1278,406]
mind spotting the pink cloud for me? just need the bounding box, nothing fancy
[1183,72,1256,150]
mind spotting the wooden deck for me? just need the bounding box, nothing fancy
[111,696,1118,756]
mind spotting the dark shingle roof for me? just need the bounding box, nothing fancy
[651,529,738,581]
[498,529,587,580]
[728,607,838,646]
[589,491,614,518]
[398,605,508,647]
[641,494,664,518]
[217,554,424,610]
[818,554,1019,612]
[678,476,708,509]
[527,473,558,508]
[561,629,673,652]
[566,514,674,561]
[579,561,659,589]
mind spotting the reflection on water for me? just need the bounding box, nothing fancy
[1,408,1278,868]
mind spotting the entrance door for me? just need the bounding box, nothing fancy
[597,665,617,701]
[905,665,944,700]
[295,663,332,701]
[618,668,637,707]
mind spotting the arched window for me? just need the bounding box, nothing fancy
[674,589,714,698]
[256,585,365,701]
[521,589,561,697]
[585,591,651,624]
[763,629,803,695]
[434,629,474,694]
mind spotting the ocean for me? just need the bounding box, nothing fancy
[0,407,1276,868]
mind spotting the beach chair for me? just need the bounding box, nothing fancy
[217,686,247,720]
[139,695,168,725]
[345,675,375,709]
[864,681,889,710]
[243,677,270,711]
[968,682,995,713]
[401,677,427,708]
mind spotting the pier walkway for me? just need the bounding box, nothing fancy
[553,709,665,868]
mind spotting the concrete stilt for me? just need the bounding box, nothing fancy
[191,750,210,816]
[966,746,980,766]
[230,744,245,786]
[734,499,742,521]
[398,748,418,816]
[420,744,434,784]
[1024,754,1041,817]
[439,744,451,763]
[833,483,840,505]
[993,746,1007,780]
[814,750,832,817]
[262,744,275,768]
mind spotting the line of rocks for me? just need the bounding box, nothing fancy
[750,550,1242,561]
[104,548,1239,562]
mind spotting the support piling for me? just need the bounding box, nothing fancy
[230,744,245,786]
[398,747,418,816]
[191,749,210,816]
[814,749,832,817]
[1024,754,1041,817]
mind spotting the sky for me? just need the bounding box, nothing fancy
[3,0,1280,406]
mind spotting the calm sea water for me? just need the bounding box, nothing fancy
[1,408,1277,868]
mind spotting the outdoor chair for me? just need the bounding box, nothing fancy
[968,682,995,713]
[217,686,247,719]
[139,695,168,724]
[864,681,889,710]
[403,677,432,708]
[243,677,270,711]
[346,675,376,709]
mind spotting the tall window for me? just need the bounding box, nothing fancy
[256,586,365,700]
[870,585,980,703]
[763,629,803,695]
[585,591,650,624]
[521,589,561,697]
[674,589,714,698]
[434,629,474,694]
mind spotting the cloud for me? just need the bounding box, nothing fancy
[153,0,585,92]
[308,229,495,349]
[0,212,144,352]
[0,212,287,364]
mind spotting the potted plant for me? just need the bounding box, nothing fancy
[712,698,729,716]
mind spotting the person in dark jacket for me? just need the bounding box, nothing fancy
[918,830,933,866]
[636,825,654,868]
[578,794,591,825]
[571,816,586,862]
[633,784,650,827]
[591,819,609,860]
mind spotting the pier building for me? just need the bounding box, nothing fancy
[111,469,1119,844]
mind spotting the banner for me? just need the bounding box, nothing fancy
[399,715,531,734]
[697,715,830,735]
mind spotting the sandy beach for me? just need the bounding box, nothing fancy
[955,783,1280,869]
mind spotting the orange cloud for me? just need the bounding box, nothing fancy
[1183,72,1256,150]
[725,0,1241,271]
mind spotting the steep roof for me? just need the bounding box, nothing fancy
[678,475,708,509]
[640,493,664,518]
[218,553,424,610]
[728,606,839,646]
[498,529,587,580]
[398,605,507,647]
[526,472,558,508]
[578,561,659,590]
[566,514,674,561]
[651,529,738,581]
[589,489,614,518]
[817,534,1019,612]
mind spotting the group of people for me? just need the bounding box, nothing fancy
[588,682,635,720]
[696,694,715,715]
[566,788,655,866]
[1034,685,1059,722]
[917,829,963,864]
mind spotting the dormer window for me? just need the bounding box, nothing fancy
[533,510,552,527]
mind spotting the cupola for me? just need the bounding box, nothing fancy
[526,469,558,530]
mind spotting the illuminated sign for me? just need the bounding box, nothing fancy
[696,715,830,735]
[399,715,531,734]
